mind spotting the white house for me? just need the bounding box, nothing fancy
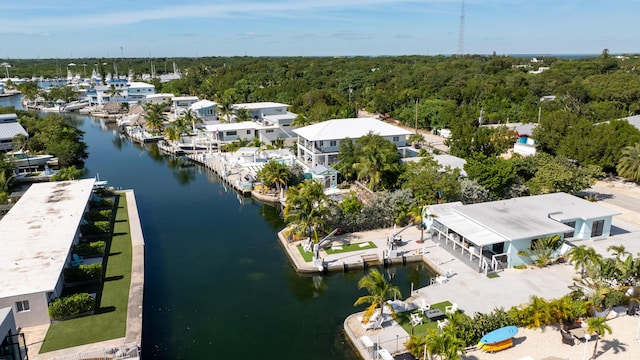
[513,123,537,156]
[0,178,96,328]
[86,79,156,105]
[190,100,218,123]
[146,93,174,105]
[0,113,27,152]
[401,154,467,177]
[172,96,199,117]
[292,117,412,168]
[423,192,619,272]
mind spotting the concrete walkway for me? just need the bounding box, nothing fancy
[21,190,145,360]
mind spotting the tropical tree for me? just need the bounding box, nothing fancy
[182,108,201,133]
[352,133,402,191]
[217,96,234,123]
[607,244,629,261]
[586,316,612,359]
[105,84,122,100]
[616,143,640,182]
[567,245,602,278]
[257,160,292,194]
[422,326,465,360]
[144,102,167,134]
[236,107,252,122]
[517,235,563,267]
[283,180,330,243]
[514,295,554,328]
[353,268,401,321]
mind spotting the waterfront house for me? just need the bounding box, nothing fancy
[146,93,175,105]
[86,79,156,105]
[202,119,293,146]
[0,113,27,152]
[0,179,96,328]
[423,192,619,272]
[172,96,199,117]
[292,117,412,168]
[190,100,217,123]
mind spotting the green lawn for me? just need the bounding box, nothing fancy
[396,301,453,337]
[297,241,378,262]
[40,193,132,353]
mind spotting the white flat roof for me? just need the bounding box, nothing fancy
[172,96,199,101]
[204,122,260,132]
[147,93,174,98]
[429,193,620,246]
[128,82,155,89]
[0,179,96,299]
[262,112,297,121]
[233,102,289,110]
[191,99,217,109]
[293,117,412,141]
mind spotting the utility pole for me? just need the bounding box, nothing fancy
[415,99,419,133]
[457,0,465,56]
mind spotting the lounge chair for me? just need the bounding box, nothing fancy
[410,312,423,326]
[418,299,431,314]
[363,315,384,331]
[437,318,449,330]
[445,303,458,314]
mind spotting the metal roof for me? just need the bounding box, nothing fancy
[233,102,289,110]
[0,179,96,299]
[293,117,412,141]
[0,121,27,141]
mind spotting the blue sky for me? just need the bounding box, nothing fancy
[1,0,637,59]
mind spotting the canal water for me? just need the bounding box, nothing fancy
[1,95,437,359]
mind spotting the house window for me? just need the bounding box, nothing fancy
[246,130,251,134]
[319,141,324,147]
[564,221,576,239]
[330,140,337,146]
[16,300,30,313]
[529,238,541,250]
[393,136,399,142]
[266,129,274,133]
[226,131,237,136]
[591,220,604,237]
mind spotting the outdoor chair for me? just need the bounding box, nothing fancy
[363,315,384,331]
[410,312,423,327]
[418,299,431,314]
[70,253,83,267]
[437,318,449,330]
[445,303,458,314]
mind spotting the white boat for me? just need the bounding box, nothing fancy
[7,150,54,167]
[63,100,90,112]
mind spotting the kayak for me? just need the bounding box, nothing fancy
[478,325,518,346]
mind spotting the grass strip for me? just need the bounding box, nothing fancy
[40,193,132,353]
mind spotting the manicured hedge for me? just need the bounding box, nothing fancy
[72,241,105,256]
[49,293,95,319]
[84,210,113,222]
[64,264,103,283]
[89,198,113,209]
[80,221,111,235]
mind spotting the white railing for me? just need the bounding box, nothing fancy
[53,342,140,360]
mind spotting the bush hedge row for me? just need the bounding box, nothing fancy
[80,221,111,235]
[63,264,103,283]
[48,293,95,319]
[83,209,113,222]
[72,241,105,256]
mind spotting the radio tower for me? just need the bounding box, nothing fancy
[457,0,465,56]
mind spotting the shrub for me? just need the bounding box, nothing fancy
[604,290,627,308]
[80,221,111,235]
[84,210,112,222]
[48,293,95,319]
[89,198,113,209]
[72,241,105,256]
[64,264,103,283]
[93,188,116,197]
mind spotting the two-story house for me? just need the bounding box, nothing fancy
[292,117,412,168]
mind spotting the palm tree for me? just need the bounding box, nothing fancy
[519,295,553,328]
[283,180,330,243]
[616,143,640,182]
[236,107,252,122]
[422,327,465,360]
[568,245,602,278]
[163,125,181,145]
[586,316,612,359]
[144,102,167,134]
[258,160,292,195]
[607,244,629,261]
[105,84,122,100]
[353,268,401,321]
[217,96,234,123]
